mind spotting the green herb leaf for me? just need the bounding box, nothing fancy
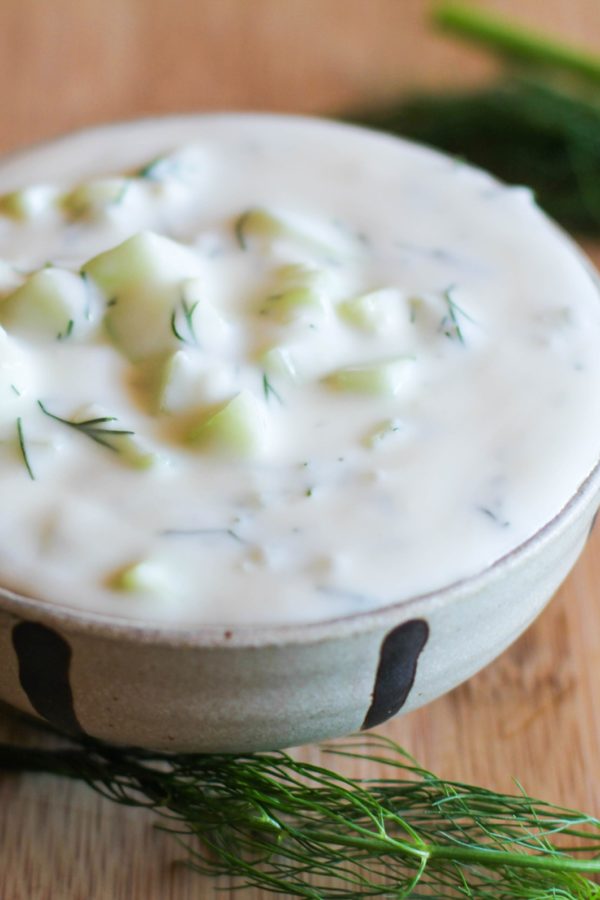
[440,285,475,344]
[16,417,35,480]
[57,319,74,341]
[170,295,199,346]
[262,372,283,405]
[37,400,135,453]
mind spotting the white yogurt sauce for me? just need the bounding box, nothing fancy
[0,114,599,625]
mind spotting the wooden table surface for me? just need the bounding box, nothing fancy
[1,1,600,897]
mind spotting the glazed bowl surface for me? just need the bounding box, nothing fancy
[1,460,599,752]
[0,115,599,752]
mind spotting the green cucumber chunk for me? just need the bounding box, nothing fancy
[188,390,268,457]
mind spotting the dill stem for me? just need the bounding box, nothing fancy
[429,842,600,874]
[434,1,600,84]
[289,827,428,860]
[276,829,600,876]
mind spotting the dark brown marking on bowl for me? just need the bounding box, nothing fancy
[11,621,84,736]
[361,619,429,730]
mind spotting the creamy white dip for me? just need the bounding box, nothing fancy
[0,114,599,626]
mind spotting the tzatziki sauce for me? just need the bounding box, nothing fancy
[0,114,599,625]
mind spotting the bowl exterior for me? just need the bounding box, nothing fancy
[0,473,598,752]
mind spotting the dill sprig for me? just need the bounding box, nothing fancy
[2,732,600,897]
[16,417,35,480]
[170,295,199,346]
[346,5,600,234]
[37,401,135,453]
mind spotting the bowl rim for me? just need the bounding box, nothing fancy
[0,111,599,648]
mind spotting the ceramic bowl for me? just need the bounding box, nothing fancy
[0,459,598,752]
[0,117,599,752]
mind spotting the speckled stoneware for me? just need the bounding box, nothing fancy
[0,117,600,752]
[0,460,598,752]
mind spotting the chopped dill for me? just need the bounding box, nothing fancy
[160,527,246,544]
[135,155,186,183]
[80,271,93,320]
[10,384,21,397]
[170,294,199,346]
[135,157,174,181]
[135,157,162,180]
[305,487,313,497]
[16,418,35,481]
[37,401,135,453]
[234,210,251,250]
[478,505,510,528]
[440,285,475,344]
[57,319,74,341]
[262,372,283,405]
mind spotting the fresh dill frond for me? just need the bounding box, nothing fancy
[346,5,600,235]
[2,733,600,898]
[16,417,35,481]
[170,295,199,346]
[37,401,135,453]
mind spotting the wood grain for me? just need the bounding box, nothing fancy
[1,1,600,896]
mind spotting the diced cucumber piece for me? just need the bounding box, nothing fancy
[0,261,23,295]
[235,208,293,249]
[0,185,58,221]
[364,418,404,448]
[324,358,412,396]
[0,268,91,340]
[102,431,157,469]
[180,278,230,348]
[262,287,324,324]
[235,208,342,258]
[156,350,197,414]
[260,344,298,381]
[109,559,169,593]
[143,349,234,416]
[338,289,399,333]
[188,390,268,457]
[82,231,202,298]
[156,350,208,414]
[260,265,328,325]
[83,232,203,361]
[62,177,131,219]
